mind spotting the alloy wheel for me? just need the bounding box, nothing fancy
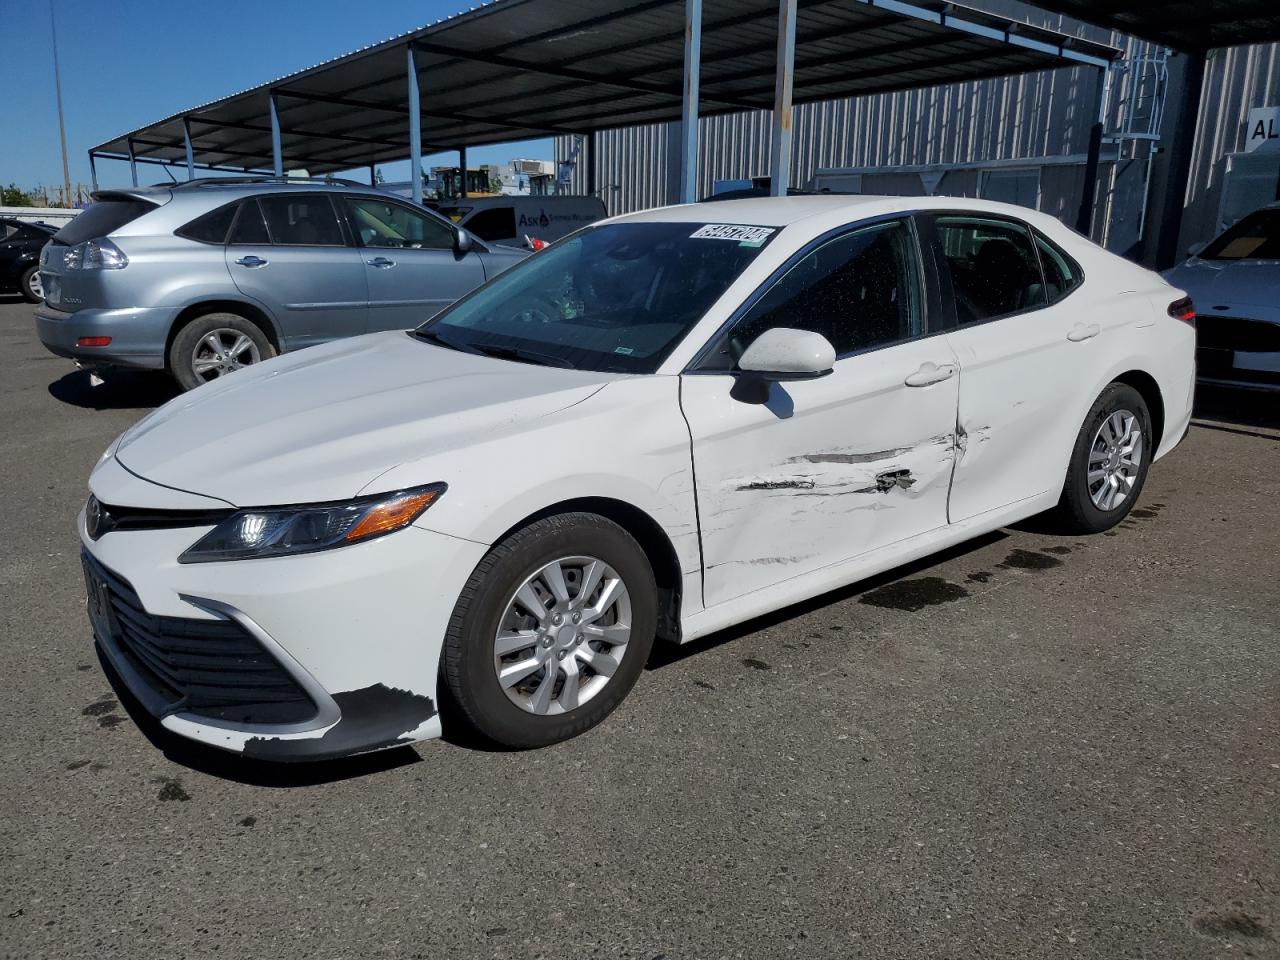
[191,328,261,382]
[27,270,44,300]
[492,555,632,715]
[1087,409,1143,511]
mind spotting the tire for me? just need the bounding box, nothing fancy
[168,312,275,391]
[19,265,43,303]
[1053,382,1153,534]
[441,513,658,749]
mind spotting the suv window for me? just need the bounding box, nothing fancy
[0,222,16,241]
[345,196,454,250]
[228,199,270,245]
[463,207,517,242]
[714,219,922,364]
[54,198,156,246]
[935,216,1047,324]
[1034,230,1081,303]
[177,202,238,244]
[259,194,344,246]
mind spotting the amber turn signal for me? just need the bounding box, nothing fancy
[345,489,442,542]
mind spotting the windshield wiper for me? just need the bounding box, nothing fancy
[470,342,577,369]
[411,328,479,354]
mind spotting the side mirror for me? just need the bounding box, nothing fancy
[1186,240,1206,258]
[737,328,836,381]
[455,228,474,253]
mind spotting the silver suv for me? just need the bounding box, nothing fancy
[35,177,526,390]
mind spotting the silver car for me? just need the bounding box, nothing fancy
[35,177,526,390]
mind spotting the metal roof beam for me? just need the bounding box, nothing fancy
[272,89,582,137]
[187,115,413,151]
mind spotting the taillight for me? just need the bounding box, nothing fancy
[1168,296,1195,325]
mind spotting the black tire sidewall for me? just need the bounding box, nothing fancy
[1059,383,1152,533]
[443,514,657,749]
[168,312,274,391]
[20,265,41,303]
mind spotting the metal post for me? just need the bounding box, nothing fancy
[679,0,703,204]
[88,152,98,193]
[127,139,139,188]
[587,129,598,196]
[369,163,377,187]
[460,146,468,198]
[1153,52,1206,269]
[269,92,284,176]
[1076,65,1108,237]
[769,0,797,198]
[407,46,423,206]
[182,118,195,180]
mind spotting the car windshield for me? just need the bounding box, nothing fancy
[418,221,779,373]
[1200,209,1280,261]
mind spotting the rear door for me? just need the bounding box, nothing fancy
[342,194,487,331]
[224,194,368,349]
[924,213,1097,521]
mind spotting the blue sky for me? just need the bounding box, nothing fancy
[1,0,552,192]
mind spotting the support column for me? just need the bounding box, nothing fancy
[127,139,138,187]
[587,129,598,196]
[369,163,377,187]
[1076,65,1108,237]
[269,92,284,176]
[769,0,798,198]
[407,45,424,206]
[1152,52,1206,269]
[182,118,195,180]
[460,145,468,198]
[679,0,703,204]
[88,152,98,193]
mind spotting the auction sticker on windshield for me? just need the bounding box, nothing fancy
[690,224,777,246]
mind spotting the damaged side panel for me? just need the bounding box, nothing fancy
[681,337,961,609]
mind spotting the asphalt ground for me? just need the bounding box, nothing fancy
[1,296,1277,960]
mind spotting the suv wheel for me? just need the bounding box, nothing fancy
[20,265,43,303]
[169,312,275,391]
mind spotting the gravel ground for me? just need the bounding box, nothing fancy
[1,298,1277,960]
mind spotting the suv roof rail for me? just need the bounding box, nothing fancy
[175,175,368,188]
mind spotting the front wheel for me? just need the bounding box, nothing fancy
[1053,382,1152,534]
[169,312,275,391]
[20,265,43,303]
[441,513,657,748]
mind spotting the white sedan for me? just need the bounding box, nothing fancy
[79,196,1195,760]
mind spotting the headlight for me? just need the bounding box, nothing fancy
[178,483,446,563]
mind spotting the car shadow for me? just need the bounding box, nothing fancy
[1192,383,1280,439]
[646,529,1010,670]
[95,644,423,787]
[49,368,180,411]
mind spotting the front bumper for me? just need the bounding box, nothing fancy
[79,492,487,761]
[35,303,174,370]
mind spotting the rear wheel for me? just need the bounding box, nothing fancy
[1053,382,1152,533]
[169,312,274,391]
[19,265,43,303]
[441,513,657,748]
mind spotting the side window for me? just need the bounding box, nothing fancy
[259,194,344,246]
[1033,230,1081,304]
[935,216,1047,324]
[725,219,922,361]
[344,196,454,250]
[462,207,517,242]
[176,202,238,245]
[0,223,17,242]
[228,199,270,245]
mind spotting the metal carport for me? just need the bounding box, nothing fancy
[1031,1,1280,266]
[90,0,1115,224]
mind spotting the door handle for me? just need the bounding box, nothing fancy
[366,256,396,268]
[1067,323,1101,342]
[234,255,268,268]
[904,361,957,387]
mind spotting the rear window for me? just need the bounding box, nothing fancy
[1201,209,1280,261]
[55,198,156,245]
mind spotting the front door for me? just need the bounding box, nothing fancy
[680,218,960,608]
[343,195,487,331]
[224,194,369,349]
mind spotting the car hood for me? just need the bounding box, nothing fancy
[114,332,619,506]
[1163,258,1280,311]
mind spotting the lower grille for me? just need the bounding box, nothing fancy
[1197,315,1280,353]
[83,551,317,725]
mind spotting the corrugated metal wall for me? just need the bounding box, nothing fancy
[556,0,1280,251]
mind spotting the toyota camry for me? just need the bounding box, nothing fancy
[79,196,1195,760]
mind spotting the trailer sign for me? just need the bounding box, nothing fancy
[1245,106,1280,153]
